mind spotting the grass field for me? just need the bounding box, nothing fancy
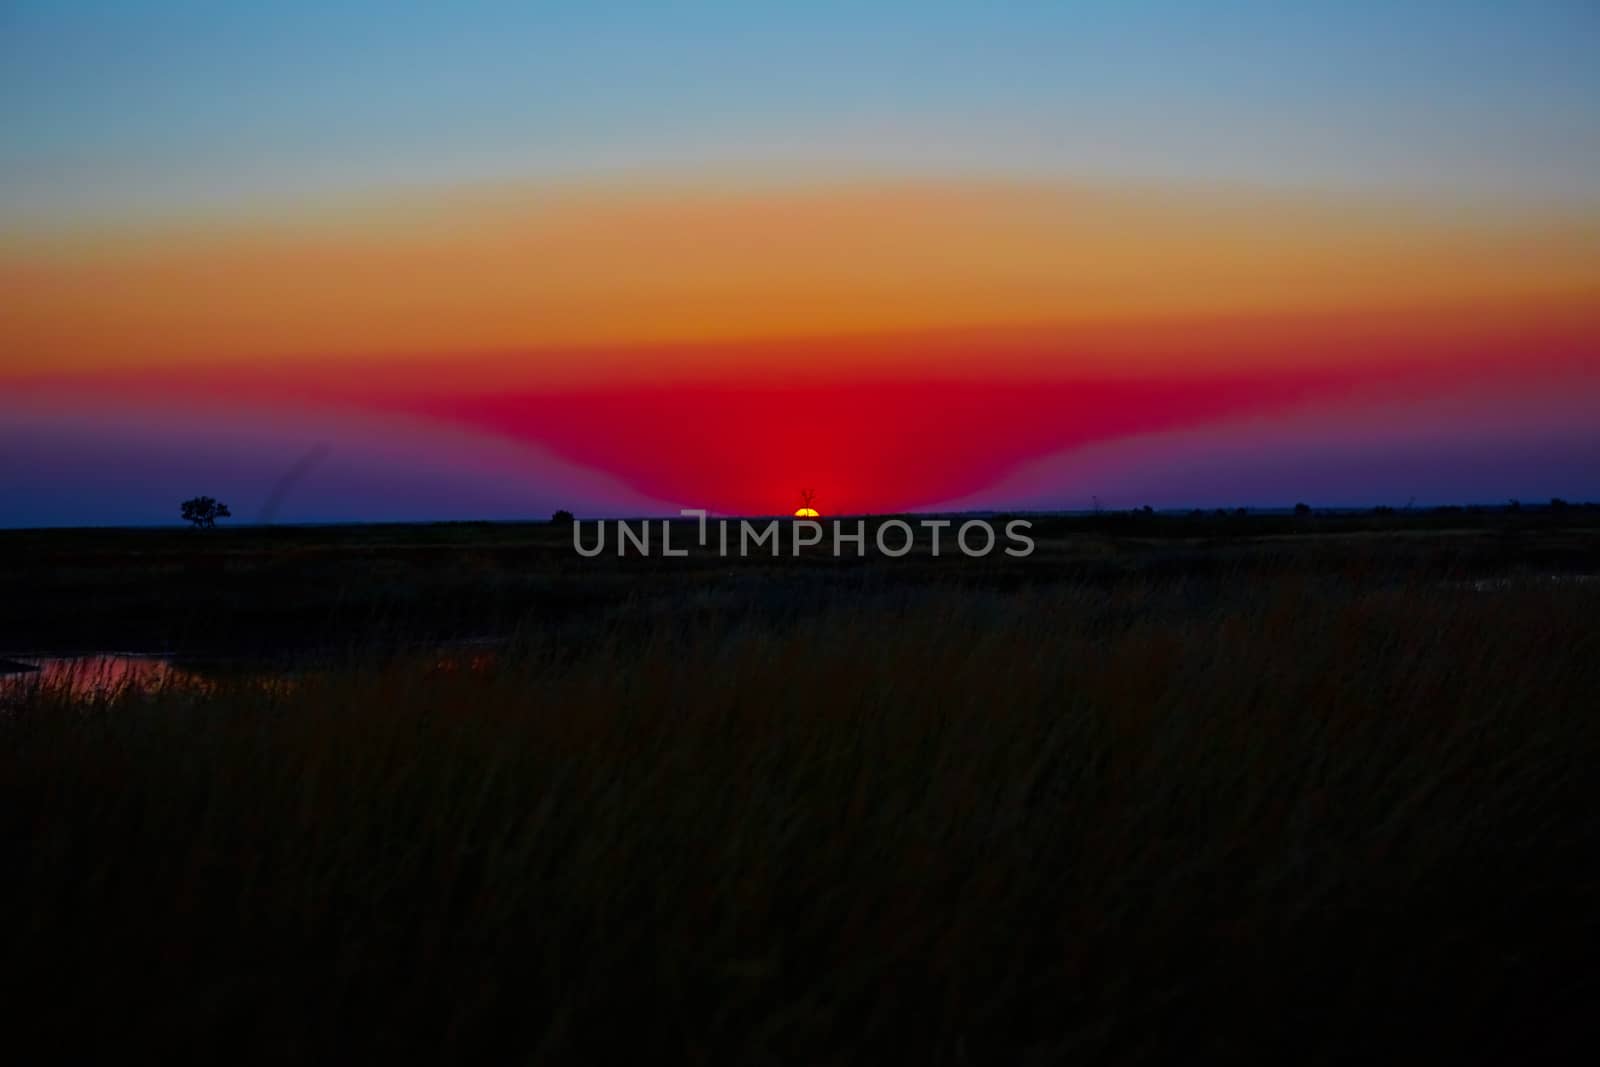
[3,510,1598,1062]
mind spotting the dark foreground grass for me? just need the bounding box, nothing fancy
[4,577,1598,1063]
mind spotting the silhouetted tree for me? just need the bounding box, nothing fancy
[551,509,575,525]
[1294,502,1312,517]
[180,496,231,529]
[1507,499,1522,513]
[1550,497,1570,512]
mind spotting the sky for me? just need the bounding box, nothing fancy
[3,1,1598,524]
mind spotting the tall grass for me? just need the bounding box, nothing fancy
[3,576,1598,1063]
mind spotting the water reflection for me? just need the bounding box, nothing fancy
[0,654,216,701]
[0,646,505,704]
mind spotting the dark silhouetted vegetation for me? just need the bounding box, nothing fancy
[180,495,231,528]
[4,572,1598,1062]
[2,508,1597,1061]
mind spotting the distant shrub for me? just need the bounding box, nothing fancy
[180,496,230,529]
[1550,498,1569,511]
[1373,505,1395,516]
[551,509,575,525]
[1294,502,1312,516]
